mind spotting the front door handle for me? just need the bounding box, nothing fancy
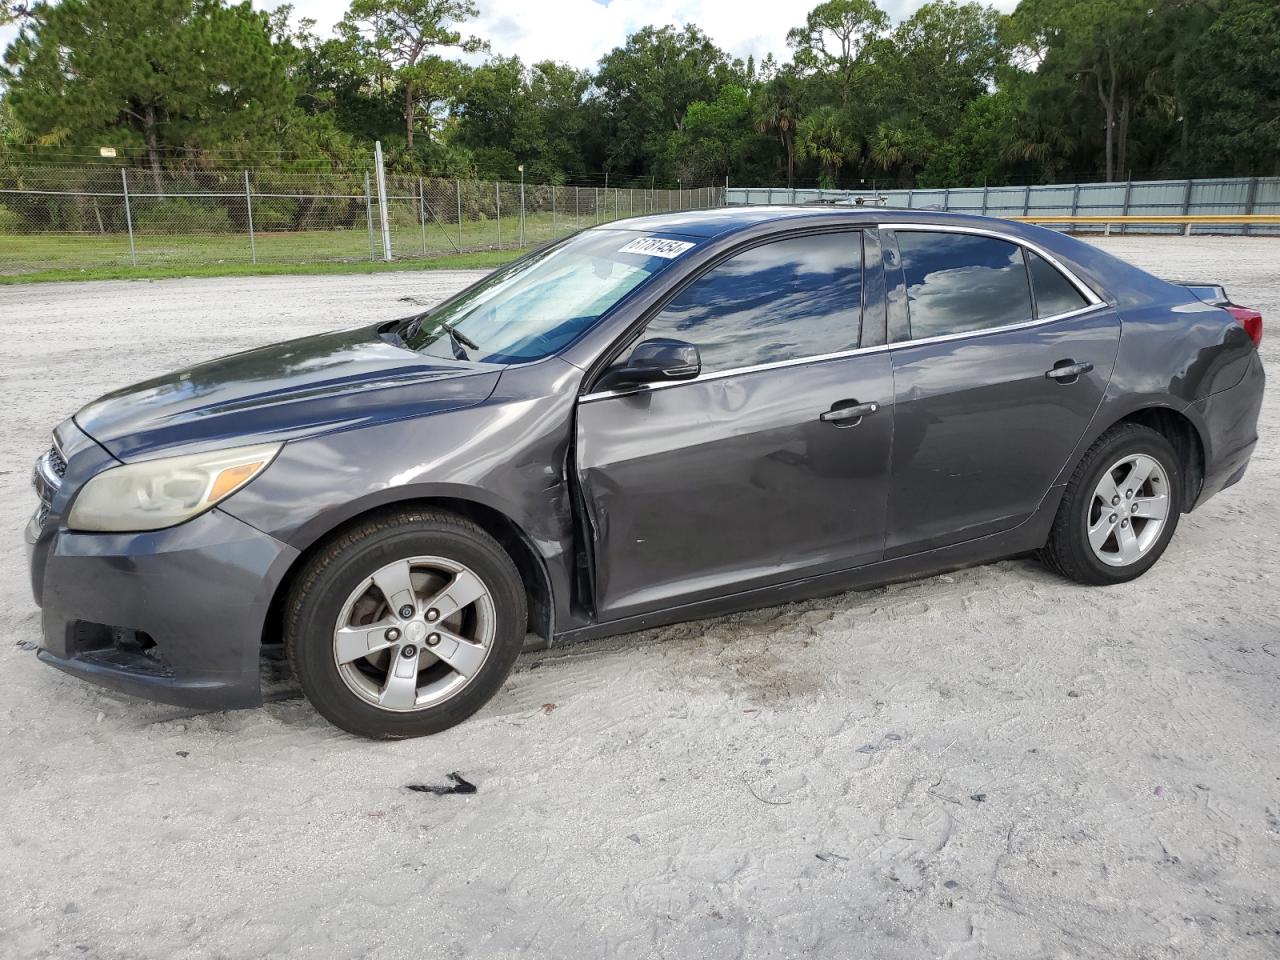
[820,400,880,425]
[1045,360,1094,383]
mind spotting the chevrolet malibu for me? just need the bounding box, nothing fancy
[26,208,1265,738]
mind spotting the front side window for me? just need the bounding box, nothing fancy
[896,231,1033,340]
[636,232,863,374]
[1027,250,1090,318]
[405,229,694,364]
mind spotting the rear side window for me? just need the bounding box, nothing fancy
[1027,250,1090,318]
[896,231,1033,339]
[638,232,863,373]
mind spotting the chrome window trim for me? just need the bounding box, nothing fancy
[578,221,1110,405]
[886,302,1108,351]
[579,342,892,403]
[879,221,1104,307]
[578,301,1109,404]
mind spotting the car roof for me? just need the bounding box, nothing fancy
[599,204,1054,240]
[603,205,882,239]
[596,204,1184,311]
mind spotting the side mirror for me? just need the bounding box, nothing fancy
[596,338,701,391]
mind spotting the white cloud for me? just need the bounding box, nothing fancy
[2,0,1021,77]
[275,0,1020,70]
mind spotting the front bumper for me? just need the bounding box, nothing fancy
[26,458,298,710]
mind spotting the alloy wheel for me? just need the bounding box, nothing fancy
[332,556,496,712]
[1086,453,1171,568]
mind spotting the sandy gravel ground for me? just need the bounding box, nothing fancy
[1,237,1277,959]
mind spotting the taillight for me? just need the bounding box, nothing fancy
[1227,305,1263,347]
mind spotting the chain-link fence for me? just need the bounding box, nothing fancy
[0,153,724,277]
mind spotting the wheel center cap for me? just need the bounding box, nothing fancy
[405,621,428,643]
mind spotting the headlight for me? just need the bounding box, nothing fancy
[68,442,282,532]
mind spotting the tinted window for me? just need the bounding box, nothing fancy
[896,231,1033,339]
[638,233,863,373]
[1027,250,1090,318]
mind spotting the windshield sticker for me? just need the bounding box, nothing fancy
[617,236,695,259]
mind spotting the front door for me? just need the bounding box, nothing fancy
[574,231,894,622]
[882,227,1121,557]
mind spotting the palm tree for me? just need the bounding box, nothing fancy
[796,106,856,189]
[869,117,931,180]
[1005,117,1076,182]
[754,75,802,187]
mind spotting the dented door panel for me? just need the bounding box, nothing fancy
[575,354,895,622]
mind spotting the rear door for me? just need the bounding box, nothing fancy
[575,230,894,622]
[882,226,1121,558]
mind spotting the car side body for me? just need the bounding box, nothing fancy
[26,207,1265,714]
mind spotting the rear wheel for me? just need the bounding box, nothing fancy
[1039,423,1182,585]
[285,509,526,738]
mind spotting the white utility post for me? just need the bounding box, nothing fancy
[373,141,392,262]
[120,169,137,267]
[244,169,256,264]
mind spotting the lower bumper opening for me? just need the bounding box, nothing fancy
[69,621,171,678]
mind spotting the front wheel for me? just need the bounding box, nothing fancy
[285,509,527,739]
[1039,423,1182,585]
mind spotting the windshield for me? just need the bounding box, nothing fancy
[403,229,696,364]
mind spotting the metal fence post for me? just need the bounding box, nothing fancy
[495,182,501,249]
[1120,176,1132,236]
[906,188,913,209]
[120,169,137,267]
[982,184,989,215]
[418,177,427,255]
[1243,176,1259,237]
[552,184,556,232]
[575,186,579,224]
[1182,178,1194,237]
[244,169,257,264]
[364,171,375,261]
[456,180,463,249]
[1070,183,1080,218]
[373,141,392,262]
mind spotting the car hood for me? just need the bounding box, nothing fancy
[75,324,502,461]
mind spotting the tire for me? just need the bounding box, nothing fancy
[285,508,527,739]
[1038,423,1182,586]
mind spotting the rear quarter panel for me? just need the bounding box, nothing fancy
[1050,266,1259,495]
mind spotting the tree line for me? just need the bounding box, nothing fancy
[1,0,1277,189]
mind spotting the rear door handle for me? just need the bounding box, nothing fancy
[820,400,880,425]
[1045,360,1094,383]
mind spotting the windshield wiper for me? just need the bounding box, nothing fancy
[443,321,479,360]
[401,313,479,360]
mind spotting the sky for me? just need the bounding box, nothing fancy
[3,0,1020,71]
[291,0,1019,68]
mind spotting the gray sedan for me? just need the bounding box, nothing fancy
[26,207,1265,737]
